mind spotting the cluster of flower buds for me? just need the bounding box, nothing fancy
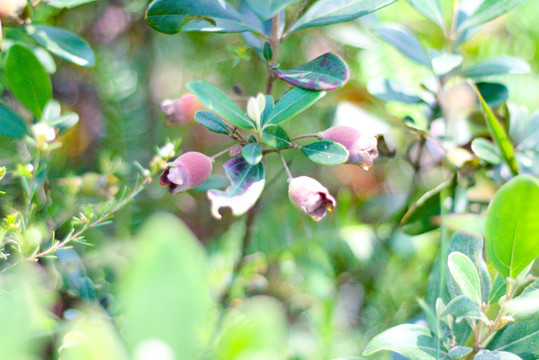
[158,94,379,221]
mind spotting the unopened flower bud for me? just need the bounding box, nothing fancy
[157,142,175,159]
[247,93,265,130]
[319,126,378,170]
[160,152,212,194]
[160,93,205,125]
[288,176,336,222]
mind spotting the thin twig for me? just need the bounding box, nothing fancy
[282,0,310,39]
[278,151,293,180]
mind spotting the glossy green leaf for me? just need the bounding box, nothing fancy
[261,94,274,124]
[489,275,507,305]
[0,104,28,138]
[195,110,229,134]
[448,252,482,305]
[48,0,97,8]
[363,324,443,360]
[449,346,473,359]
[289,0,398,33]
[261,125,290,149]
[463,57,530,78]
[300,140,348,165]
[460,0,530,31]
[188,81,253,129]
[264,87,325,126]
[25,25,95,67]
[476,86,519,176]
[475,350,523,360]
[273,52,349,91]
[478,82,509,107]
[401,181,452,235]
[442,295,489,324]
[117,213,210,358]
[245,0,299,20]
[485,175,539,279]
[146,0,260,34]
[368,78,422,104]
[472,138,502,165]
[5,44,52,119]
[407,0,445,28]
[207,157,265,219]
[263,41,273,61]
[374,24,431,67]
[487,318,539,358]
[242,143,263,165]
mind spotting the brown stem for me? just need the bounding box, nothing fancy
[282,0,310,39]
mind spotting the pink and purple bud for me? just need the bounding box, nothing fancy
[160,93,205,125]
[160,152,212,194]
[320,126,379,169]
[288,176,336,222]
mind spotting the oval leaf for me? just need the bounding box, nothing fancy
[242,143,263,165]
[5,44,52,119]
[300,140,348,165]
[487,318,539,358]
[261,125,290,149]
[408,0,445,28]
[264,87,325,126]
[368,78,422,104]
[485,175,539,279]
[478,82,509,107]
[363,324,443,360]
[188,81,253,129]
[207,157,265,219]
[0,104,28,138]
[475,350,523,360]
[273,52,349,91]
[472,138,502,165]
[463,57,530,78]
[460,0,529,31]
[25,25,95,67]
[245,0,299,20]
[374,24,431,68]
[448,251,482,305]
[290,0,398,33]
[442,295,490,324]
[195,110,229,135]
[449,346,473,359]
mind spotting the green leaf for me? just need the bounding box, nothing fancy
[5,44,52,119]
[407,0,445,28]
[146,0,260,34]
[25,25,95,67]
[476,86,519,176]
[0,104,28,138]
[273,52,349,91]
[485,175,539,279]
[53,113,79,134]
[462,57,530,78]
[401,181,452,235]
[477,82,509,107]
[207,157,265,219]
[188,81,253,129]
[242,143,263,165]
[263,41,273,61]
[460,0,530,31]
[368,78,422,104]
[489,275,507,305]
[449,346,473,359]
[300,140,349,165]
[363,324,444,360]
[472,138,502,165]
[505,289,539,321]
[261,125,290,149]
[195,110,229,134]
[48,0,97,8]
[289,0,398,33]
[245,0,299,20]
[448,252,482,305]
[487,318,539,358]
[475,350,523,360]
[117,213,211,358]
[430,50,463,76]
[264,87,325,126]
[374,24,431,67]
[442,295,489,325]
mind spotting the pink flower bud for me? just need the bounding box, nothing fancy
[288,176,336,222]
[160,93,205,125]
[160,152,212,194]
[320,126,379,169]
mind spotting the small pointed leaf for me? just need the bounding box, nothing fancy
[374,24,431,67]
[442,295,489,324]
[407,0,445,28]
[242,143,263,165]
[264,87,325,126]
[195,110,229,135]
[463,57,530,78]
